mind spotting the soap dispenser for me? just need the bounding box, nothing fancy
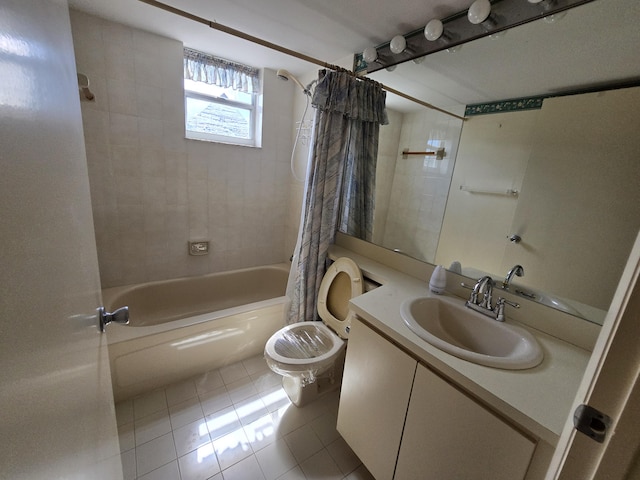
[429,265,446,294]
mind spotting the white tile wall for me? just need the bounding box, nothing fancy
[70,10,295,287]
[379,108,464,263]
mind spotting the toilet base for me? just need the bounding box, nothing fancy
[282,350,345,407]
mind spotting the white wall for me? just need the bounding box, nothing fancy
[70,10,295,288]
[436,110,538,272]
[505,89,640,309]
[0,1,121,478]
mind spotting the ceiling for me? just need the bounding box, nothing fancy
[68,0,640,111]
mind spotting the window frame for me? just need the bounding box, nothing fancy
[184,83,260,147]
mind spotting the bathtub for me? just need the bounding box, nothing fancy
[103,263,290,401]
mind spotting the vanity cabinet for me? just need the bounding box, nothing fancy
[339,318,542,480]
[395,364,535,479]
[337,318,417,480]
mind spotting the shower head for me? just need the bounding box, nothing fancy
[276,69,307,93]
[276,69,291,81]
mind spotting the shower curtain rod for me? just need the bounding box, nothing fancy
[137,0,465,121]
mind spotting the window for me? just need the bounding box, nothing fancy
[183,48,262,147]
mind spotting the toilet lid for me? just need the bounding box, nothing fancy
[317,257,363,339]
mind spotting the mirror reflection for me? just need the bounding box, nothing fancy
[340,0,640,325]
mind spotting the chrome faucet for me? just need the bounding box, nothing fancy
[464,275,520,321]
[466,276,494,311]
[503,264,524,289]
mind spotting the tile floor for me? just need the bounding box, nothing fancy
[115,355,375,480]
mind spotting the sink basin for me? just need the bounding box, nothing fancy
[400,296,543,370]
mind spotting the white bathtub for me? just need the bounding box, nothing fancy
[103,263,289,401]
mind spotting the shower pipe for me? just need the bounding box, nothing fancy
[137,0,466,122]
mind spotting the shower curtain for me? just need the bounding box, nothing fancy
[287,69,387,324]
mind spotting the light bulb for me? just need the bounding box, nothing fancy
[424,19,444,41]
[468,0,491,24]
[389,35,407,54]
[363,47,378,63]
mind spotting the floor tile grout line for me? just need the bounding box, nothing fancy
[117,355,368,480]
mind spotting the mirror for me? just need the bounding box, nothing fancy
[340,0,640,325]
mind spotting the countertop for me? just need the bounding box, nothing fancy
[330,245,591,446]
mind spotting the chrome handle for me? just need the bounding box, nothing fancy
[99,306,129,332]
[498,298,520,308]
[461,282,479,304]
[495,297,520,322]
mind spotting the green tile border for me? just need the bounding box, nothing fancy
[465,97,545,117]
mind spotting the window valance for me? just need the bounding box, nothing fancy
[183,48,260,94]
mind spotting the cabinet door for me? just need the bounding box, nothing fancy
[395,364,536,480]
[338,319,417,480]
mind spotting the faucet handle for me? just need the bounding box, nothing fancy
[461,282,478,304]
[495,297,520,322]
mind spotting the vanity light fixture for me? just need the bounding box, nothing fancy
[390,35,407,54]
[362,46,378,64]
[467,0,493,25]
[424,19,445,41]
[354,0,597,75]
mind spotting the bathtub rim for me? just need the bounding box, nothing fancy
[102,262,290,345]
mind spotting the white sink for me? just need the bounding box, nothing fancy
[400,296,543,370]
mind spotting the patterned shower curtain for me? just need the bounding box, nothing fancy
[287,69,387,324]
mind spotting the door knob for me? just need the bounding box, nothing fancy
[98,306,129,332]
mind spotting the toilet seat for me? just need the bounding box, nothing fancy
[264,321,345,375]
[317,257,363,339]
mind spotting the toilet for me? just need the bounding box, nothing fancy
[264,257,363,407]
